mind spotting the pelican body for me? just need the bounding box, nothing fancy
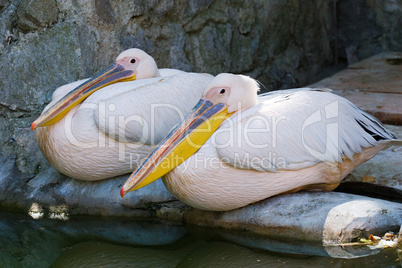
[33,49,213,180]
[121,73,396,211]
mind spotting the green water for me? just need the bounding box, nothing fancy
[0,210,400,267]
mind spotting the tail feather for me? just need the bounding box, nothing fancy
[381,139,402,148]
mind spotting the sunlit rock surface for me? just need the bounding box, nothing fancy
[183,192,402,244]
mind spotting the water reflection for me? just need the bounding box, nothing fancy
[0,210,187,267]
[52,240,204,268]
[176,241,400,267]
[53,240,400,268]
[185,225,383,259]
[0,210,400,267]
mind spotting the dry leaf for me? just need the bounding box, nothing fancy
[363,175,376,183]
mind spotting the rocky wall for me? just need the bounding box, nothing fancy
[336,0,402,64]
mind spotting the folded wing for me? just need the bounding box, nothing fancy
[213,88,395,172]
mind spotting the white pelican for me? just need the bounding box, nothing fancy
[32,48,213,180]
[120,73,396,211]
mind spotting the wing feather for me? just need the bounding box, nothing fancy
[90,72,213,145]
[212,88,394,172]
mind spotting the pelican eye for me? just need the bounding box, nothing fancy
[219,89,225,94]
[130,59,136,64]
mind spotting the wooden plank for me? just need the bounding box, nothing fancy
[309,52,402,125]
[311,52,402,94]
[333,90,402,125]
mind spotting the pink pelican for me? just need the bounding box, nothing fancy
[121,73,396,211]
[32,49,213,180]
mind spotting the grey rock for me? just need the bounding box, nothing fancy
[94,0,115,24]
[337,0,402,63]
[0,3,17,50]
[183,192,402,244]
[17,0,59,33]
[0,21,98,177]
[343,124,402,192]
[0,0,9,11]
[0,149,176,216]
[155,200,187,222]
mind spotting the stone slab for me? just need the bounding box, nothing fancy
[183,192,402,244]
[0,151,176,217]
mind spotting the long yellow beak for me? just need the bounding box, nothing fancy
[120,99,232,197]
[31,63,136,130]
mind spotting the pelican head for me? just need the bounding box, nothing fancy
[31,48,159,130]
[120,73,260,197]
[115,48,160,79]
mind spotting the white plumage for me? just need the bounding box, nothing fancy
[121,73,396,211]
[36,49,213,180]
